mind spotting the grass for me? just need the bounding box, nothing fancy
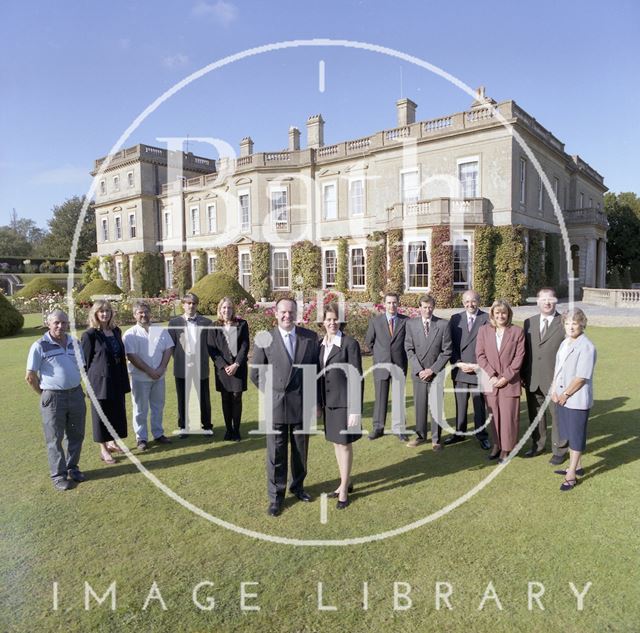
[1,315,639,632]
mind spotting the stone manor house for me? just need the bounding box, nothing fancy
[92,89,607,299]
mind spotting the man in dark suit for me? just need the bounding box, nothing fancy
[364,292,409,441]
[250,297,320,517]
[404,294,452,450]
[168,292,213,437]
[522,287,568,464]
[446,289,491,450]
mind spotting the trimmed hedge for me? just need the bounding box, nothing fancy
[494,226,527,305]
[132,252,164,297]
[366,231,386,302]
[335,238,348,294]
[430,225,455,308]
[16,277,64,299]
[76,278,123,304]
[387,229,404,294]
[0,292,24,337]
[250,242,270,300]
[189,273,254,316]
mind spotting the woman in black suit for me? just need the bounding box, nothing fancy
[318,303,363,509]
[208,297,249,441]
[81,299,130,464]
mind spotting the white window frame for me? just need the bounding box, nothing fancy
[101,217,109,242]
[579,192,584,208]
[239,249,251,291]
[538,175,544,212]
[457,157,480,198]
[191,256,198,282]
[349,246,366,289]
[400,168,420,205]
[127,171,134,188]
[348,177,365,217]
[238,190,251,233]
[519,158,527,205]
[190,205,200,236]
[405,238,430,291]
[165,258,173,289]
[99,180,106,196]
[113,175,120,192]
[115,260,123,288]
[270,185,289,229]
[114,215,122,240]
[272,248,291,290]
[163,210,172,239]
[207,254,217,274]
[128,212,136,239]
[322,247,338,288]
[322,181,338,220]
[453,232,473,291]
[207,203,217,233]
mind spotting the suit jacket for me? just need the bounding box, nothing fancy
[168,314,213,379]
[404,315,452,380]
[318,333,363,411]
[475,324,525,397]
[364,313,409,380]
[207,318,249,393]
[81,326,131,400]
[522,312,564,393]
[250,325,320,425]
[449,309,489,385]
[552,334,596,410]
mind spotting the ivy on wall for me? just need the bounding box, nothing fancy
[121,256,131,293]
[494,226,527,305]
[366,231,387,302]
[132,252,164,297]
[473,226,498,305]
[194,250,207,284]
[430,225,455,308]
[526,231,545,295]
[214,244,238,280]
[386,229,403,295]
[336,238,348,294]
[250,242,270,300]
[292,240,321,298]
[171,251,192,297]
[101,255,116,283]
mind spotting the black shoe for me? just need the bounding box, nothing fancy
[479,438,491,450]
[554,468,585,477]
[292,490,312,502]
[177,431,188,439]
[336,497,350,510]
[549,454,566,466]
[53,478,73,491]
[444,435,465,445]
[137,440,148,451]
[267,502,283,517]
[154,435,172,444]
[397,434,409,442]
[223,430,233,441]
[328,484,354,498]
[233,431,242,441]
[369,429,384,440]
[523,448,544,458]
[488,451,501,461]
[67,468,86,483]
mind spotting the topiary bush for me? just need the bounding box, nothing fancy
[15,277,64,299]
[250,242,271,300]
[0,291,24,337]
[132,252,164,296]
[82,256,103,285]
[76,278,123,304]
[291,240,321,295]
[189,273,254,316]
[430,225,455,308]
[386,229,404,294]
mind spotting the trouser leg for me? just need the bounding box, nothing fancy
[131,380,151,441]
[65,387,86,470]
[527,388,547,451]
[372,377,390,432]
[232,393,243,434]
[413,380,429,440]
[471,387,489,441]
[175,377,186,429]
[149,378,166,439]
[40,391,67,481]
[266,423,288,503]
[289,423,308,493]
[200,378,212,430]
[454,382,471,433]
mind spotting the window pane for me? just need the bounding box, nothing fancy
[240,253,251,290]
[453,240,470,289]
[458,161,478,198]
[408,241,429,288]
[324,250,336,286]
[323,184,337,219]
[207,205,216,233]
[271,190,288,224]
[273,252,289,288]
[351,248,365,287]
[402,171,419,204]
[239,194,250,231]
[350,180,364,215]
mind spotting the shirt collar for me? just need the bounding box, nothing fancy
[322,330,343,348]
[278,326,296,339]
[44,332,70,348]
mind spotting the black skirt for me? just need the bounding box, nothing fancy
[324,407,361,445]
[91,394,128,442]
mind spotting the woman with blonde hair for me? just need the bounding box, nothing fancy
[81,300,130,463]
[476,299,525,463]
[207,297,249,441]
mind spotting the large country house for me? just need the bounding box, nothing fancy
[92,89,607,303]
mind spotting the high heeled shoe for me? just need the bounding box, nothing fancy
[327,484,354,498]
[336,496,350,510]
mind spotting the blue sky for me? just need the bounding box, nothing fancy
[1,0,638,228]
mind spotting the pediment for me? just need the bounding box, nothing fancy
[234,177,252,186]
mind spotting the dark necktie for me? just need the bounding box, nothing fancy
[541,318,549,340]
[424,320,430,338]
[468,316,474,332]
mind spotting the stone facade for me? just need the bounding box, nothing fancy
[92,90,608,299]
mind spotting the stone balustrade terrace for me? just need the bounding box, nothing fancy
[93,144,216,173]
[563,207,609,228]
[387,197,491,228]
[582,287,640,308]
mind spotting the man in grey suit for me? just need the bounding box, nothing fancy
[404,294,452,450]
[445,289,491,450]
[250,297,320,517]
[364,292,409,441]
[522,287,568,464]
[168,293,213,437]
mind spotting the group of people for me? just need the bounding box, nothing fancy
[26,287,596,509]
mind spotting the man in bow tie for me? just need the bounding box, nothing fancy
[522,287,567,463]
[168,293,213,437]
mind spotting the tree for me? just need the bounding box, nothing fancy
[605,192,640,282]
[38,196,96,260]
[0,226,32,257]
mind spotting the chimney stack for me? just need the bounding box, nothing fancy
[396,98,417,126]
[306,114,324,149]
[288,126,300,151]
[239,137,254,157]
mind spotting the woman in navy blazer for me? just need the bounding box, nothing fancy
[318,303,363,509]
[476,299,525,463]
[81,300,130,464]
[207,297,249,441]
[551,308,596,491]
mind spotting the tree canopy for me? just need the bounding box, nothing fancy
[38,195,96,260]
[605,191,640,282]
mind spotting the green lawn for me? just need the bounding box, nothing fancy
[1,315,639,632]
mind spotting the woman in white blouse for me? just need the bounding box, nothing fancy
[551,308,597,491]
[317,303,363,509]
